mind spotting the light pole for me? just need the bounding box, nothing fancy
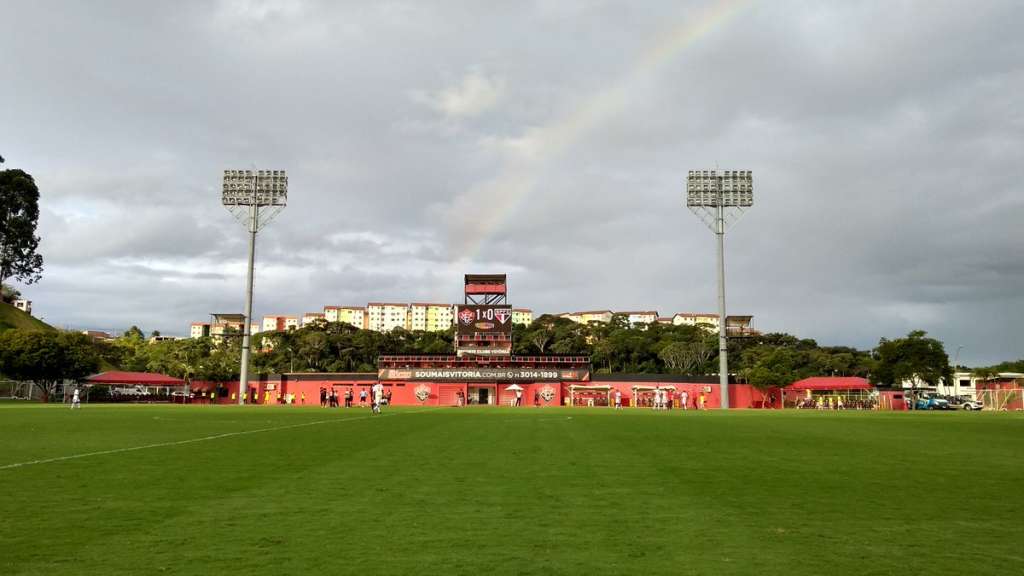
[222,169,288,405]
[686,170,753,409]
[953,345,963,398]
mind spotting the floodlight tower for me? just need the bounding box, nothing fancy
[686,170,753,409]
[222,169,288,405]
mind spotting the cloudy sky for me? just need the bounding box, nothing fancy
[2,0,1022,365]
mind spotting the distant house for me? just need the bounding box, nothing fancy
[13,299,32,315]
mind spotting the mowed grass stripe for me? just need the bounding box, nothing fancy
[1,406,1022,576]
[0,404,435,468]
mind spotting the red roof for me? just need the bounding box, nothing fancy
[789,377,872,391]
[87,371,185,385]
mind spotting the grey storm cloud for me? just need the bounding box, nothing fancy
[1,0,1022,365]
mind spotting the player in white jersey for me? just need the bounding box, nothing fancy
[71,388,81,409]
[372,383,384,414]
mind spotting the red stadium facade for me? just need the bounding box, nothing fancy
[200,371,770,409]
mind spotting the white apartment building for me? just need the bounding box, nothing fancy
[673,313,721,332]
[13,299,32,315]
[190,323,210,339]
[512,309,533,326]
[262,315,299,332]
[367,303,408,332]
[621,311,658,326]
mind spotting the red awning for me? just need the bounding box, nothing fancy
[86,371,185,386]
[788,377,872,391]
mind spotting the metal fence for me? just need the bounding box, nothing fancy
[0,380,34,400]
[975,389,1024,411]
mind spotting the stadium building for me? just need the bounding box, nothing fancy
[204,275,785,409]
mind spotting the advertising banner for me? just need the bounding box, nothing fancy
[378,368,590,382]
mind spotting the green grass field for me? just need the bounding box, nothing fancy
[1,405,1022,575]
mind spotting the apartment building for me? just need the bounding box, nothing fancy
[324,306,367,329]
[367,303,408,332]
[561,310,614,325]
[512,309,533,326]
[262,315,299,332]
[13,299,32,315]
[621,311,658,326]
[190,323,210,339]
[673,313,720,331]
[408,303,454,332]
[301,312,325,328]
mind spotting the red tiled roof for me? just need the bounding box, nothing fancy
[788,377,871,391]
[87,371,185,385]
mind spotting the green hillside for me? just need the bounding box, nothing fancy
[0,302,55,332]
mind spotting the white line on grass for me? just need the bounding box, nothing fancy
[0,408,439,472]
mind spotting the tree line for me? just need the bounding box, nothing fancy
[4,312,988,401]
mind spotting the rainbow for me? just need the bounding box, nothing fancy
[449,0,750,264]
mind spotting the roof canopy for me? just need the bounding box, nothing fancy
[86,371,185,386]
[789,377,871,391]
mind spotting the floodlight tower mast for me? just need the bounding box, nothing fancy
[222,169,288,405]
[686,170,753,409]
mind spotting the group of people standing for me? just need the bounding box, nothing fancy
[319,385,389,413]
[608,388,706,410]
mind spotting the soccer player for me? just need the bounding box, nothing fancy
[698,392,706,410]
[614,389,622,410]
[680,390,689,410]
[515,388,523,407]
[71,388,81,409]
[360,388,367,407]
[372,382,384,414]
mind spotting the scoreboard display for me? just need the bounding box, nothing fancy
[456,305,513,337]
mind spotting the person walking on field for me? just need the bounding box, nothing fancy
[360,388,367,407]
[71,388,81,409]
[372,382,384,414]
[614,389,622,410]
[680,390,689,411]
[698,391,706,410]
[344,388,353,408]
[514,388,523,407]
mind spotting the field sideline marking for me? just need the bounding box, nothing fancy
[0,408,440,472]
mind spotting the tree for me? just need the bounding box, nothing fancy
[0,330,99,402]
[1,283,20,303]
[872,330,952,389]
[0,168,44,285]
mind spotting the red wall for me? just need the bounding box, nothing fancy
[190,378,789,409]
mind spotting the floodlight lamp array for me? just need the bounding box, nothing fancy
[686,170,753,207]
[222,169,288,207]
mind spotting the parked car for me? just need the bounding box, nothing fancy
[957,399,984,411]
[916,396,953,410]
